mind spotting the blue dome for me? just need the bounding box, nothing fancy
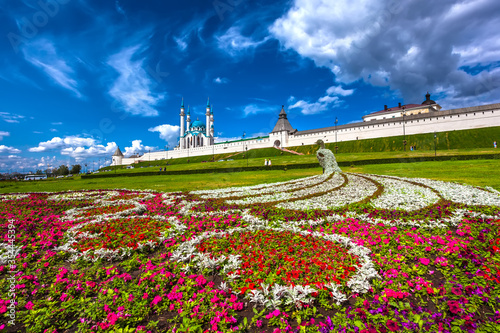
[190,120,205,129]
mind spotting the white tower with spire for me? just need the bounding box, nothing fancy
[186,106,191,135]
[210,106,214,144]
[206,98,211,138]
[179,98,185,149]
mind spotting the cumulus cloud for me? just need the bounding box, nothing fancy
[0,112,25,123]
[123,140,156,157]
[0,145,21,154]
[0,131,9,140]
[60,142,118,163]
[107,45,165,117]
[22,39,82,98]
[270,0,500,107]
[289,85,353,115]
[29,136,97,153]
[148,124,180,147]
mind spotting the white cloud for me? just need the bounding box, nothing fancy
[22,39,82,98]
[241,104,277,117]
[148,124,180,147]
[107,45,165,117]
[326,86,354,97]
[0,131,9,140]
[0,145,21,154]
[270,0,500,106]
[29,136,96,153]
[289,85,352,115]
[51,122,63,126]
[60,142,118,163]
[214,77,229,84]
[123,140,156,156]
[0,112,25,123]
[174,37,188,51]
[217,26,270,57]
[214,136,241,143]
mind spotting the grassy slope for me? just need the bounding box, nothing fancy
[98,126,500,175]
[288,126,500,154]
[99,148,499,176]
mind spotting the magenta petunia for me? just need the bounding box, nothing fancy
[448,300,462,314]
[419,258,430,265]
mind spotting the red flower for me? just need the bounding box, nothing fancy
[448,300,461,314]
[386,319,400,331]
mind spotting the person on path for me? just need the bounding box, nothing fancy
[264,159,268,166]
[268,159,272,166]
[495,141,497,148]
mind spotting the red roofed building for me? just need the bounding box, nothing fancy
[362,93,442,122]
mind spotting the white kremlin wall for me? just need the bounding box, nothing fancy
[117,103,500,166]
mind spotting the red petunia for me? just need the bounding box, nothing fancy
[386,319,400,331]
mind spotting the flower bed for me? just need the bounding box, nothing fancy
[0,173,499,332]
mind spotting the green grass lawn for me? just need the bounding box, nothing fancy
[3,151,499,193]
[349,159,500,190]
[0,169,323,193]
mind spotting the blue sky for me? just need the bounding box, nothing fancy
[1,0,500,172]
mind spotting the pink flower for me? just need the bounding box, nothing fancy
[127,294,134,302]
[107,312,118,325]
[25,301,34,310]
[419,258,430,265]
[60,293,68,302]
[151,295,162,306]
[142,292,148,299]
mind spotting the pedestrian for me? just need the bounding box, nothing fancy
[268,159,272,166]
[494,141,497,148]
[264,159,268,166]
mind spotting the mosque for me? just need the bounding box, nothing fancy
[112,93,500,166]
[179,98,214,149]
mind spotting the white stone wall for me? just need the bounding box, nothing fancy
[289,105,500,147]
[118,104,500,165]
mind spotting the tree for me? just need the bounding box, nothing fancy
[57,165,69,176]
[35,169,43,175]
[70,164,82,175]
